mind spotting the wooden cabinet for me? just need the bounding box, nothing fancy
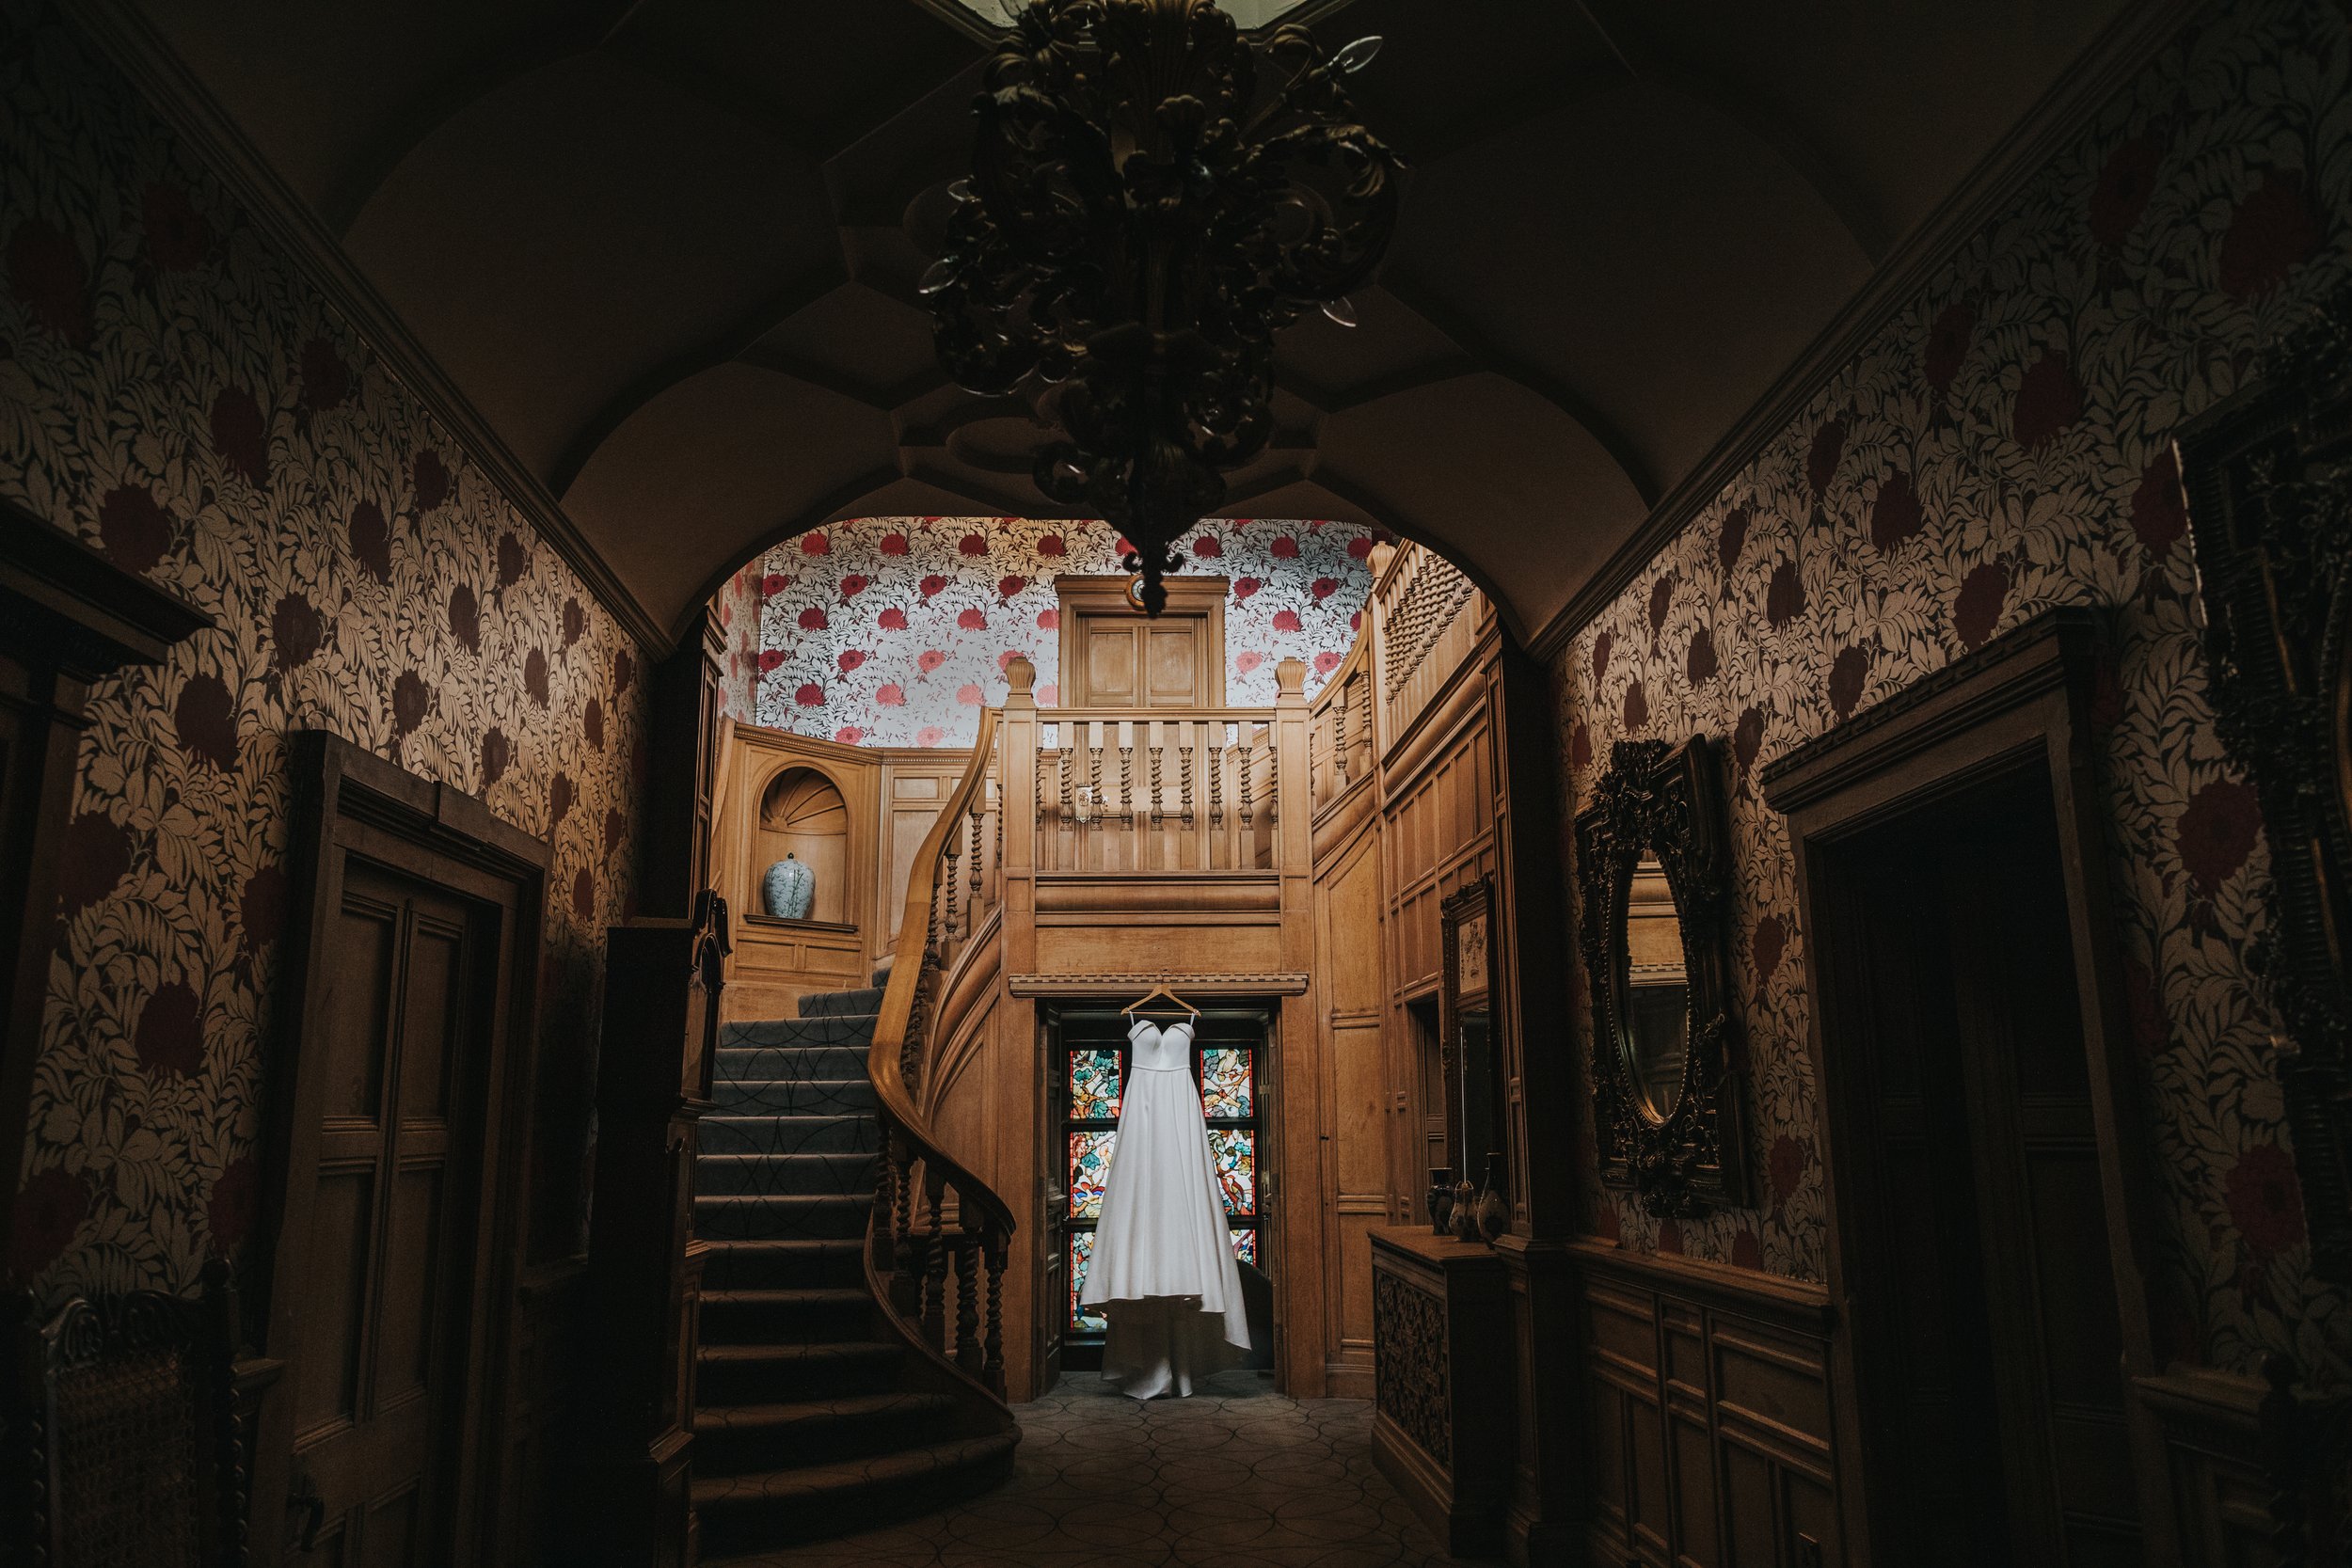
[1369,1227,1514,1558]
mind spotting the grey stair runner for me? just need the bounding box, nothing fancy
[691,974,1015,1555]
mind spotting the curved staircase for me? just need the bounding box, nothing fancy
[691,975,1017,1556]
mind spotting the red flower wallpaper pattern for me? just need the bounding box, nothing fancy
[749,517,1378,747]
[0,8,646,1298]
[1554,0,2352,1379]
[709,557,762,722]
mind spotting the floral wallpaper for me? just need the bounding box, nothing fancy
[749,516,1379,747]
[709,557,762,723]
[1554,0,2352,1379]
[1,2,647,1302]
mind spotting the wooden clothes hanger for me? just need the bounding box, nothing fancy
[1123,973,1200,1020]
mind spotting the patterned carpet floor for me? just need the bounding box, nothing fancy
[718,1369,1488,1567]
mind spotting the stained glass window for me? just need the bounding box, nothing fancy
[1069,1131,1117,1220]
[1232,1227,1257,1265]
[1200,1048,1252,1117]
[1070,1049,1122,1119]
[1209,1128,1255,1217]
[1071,1228,1104,1333]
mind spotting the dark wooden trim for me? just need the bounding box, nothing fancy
[1526,0,2210,662]
[1758,608,2176,1568]
[1565,1238,1835,1336]
[0,499,214,672]
[0,504,211,1280]
[1759,606,2102,817]
[59,0,670,657]
[640,606,726,920]
[249,732,548,1568]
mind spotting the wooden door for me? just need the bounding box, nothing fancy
[1944,802,2138,1565]
[1071,612,1211,707]
[289,853,504,1567]
[1053,575,1226,709]
[1818,768,2141,1567]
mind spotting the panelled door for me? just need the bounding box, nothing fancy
[1054,576,1226,710]
[287,847,510,1567]
[1070,612,1212,707]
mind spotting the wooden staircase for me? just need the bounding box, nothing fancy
[690,976,1017,1556]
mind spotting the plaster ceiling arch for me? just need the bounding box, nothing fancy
[129,0,2144,650]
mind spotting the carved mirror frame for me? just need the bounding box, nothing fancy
[2178,293,2352,1282]
[1575,736,1749,1215]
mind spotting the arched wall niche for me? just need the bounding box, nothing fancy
[752,762,853,927]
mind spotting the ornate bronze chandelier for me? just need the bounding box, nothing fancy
[924,0,1402,615]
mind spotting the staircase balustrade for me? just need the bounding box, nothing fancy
[870,707,1017,1400]
[1029,708,1291,873]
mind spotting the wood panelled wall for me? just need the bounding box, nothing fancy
[710,722,968,1020]
[1308,548,1515,1402]
[1575,1243,1840,1568]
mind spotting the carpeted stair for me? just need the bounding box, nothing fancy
[691,974,1017,1556]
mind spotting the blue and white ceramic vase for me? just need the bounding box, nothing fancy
[762,852,815,920]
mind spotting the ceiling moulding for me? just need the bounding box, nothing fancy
[1526,0,2211,665]
[63,0,675,658]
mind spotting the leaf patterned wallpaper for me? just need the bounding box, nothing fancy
[747,516,1380,747]
[711,556,762,723]
[1,5,647,1300]
[1555,0,2352,1378]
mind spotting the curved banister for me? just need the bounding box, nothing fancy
[866,705,1016,1398]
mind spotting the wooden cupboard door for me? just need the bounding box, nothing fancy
[292,855,492,1568]
[1070,613,1210,708]
[1079,618,1142,706]
[1144,623,1204,706]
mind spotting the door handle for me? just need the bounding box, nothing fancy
[288,1471,326,1554]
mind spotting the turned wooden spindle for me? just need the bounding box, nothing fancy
[966,807,982,933]
[1087,726,1103,832]
[955,1219,982,1374]
[1149,725,1164,824]
[984,1234,1008,1397]
[922,1176,948,1350]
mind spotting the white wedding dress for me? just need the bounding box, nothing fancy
[1079,1017,1251,1398]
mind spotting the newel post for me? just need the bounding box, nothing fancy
[1001,657,1040,976]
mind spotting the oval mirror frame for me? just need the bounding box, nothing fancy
[1575,735,1748,1216]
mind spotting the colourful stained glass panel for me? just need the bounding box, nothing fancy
[1071,1229,1104,1333]
[1069,1131,1117,1219]
[1200,1048,1252,1117]
[1070,1050,1121,1119]
[1232,1227,1257,1265]
[1209,1128,1255,1216]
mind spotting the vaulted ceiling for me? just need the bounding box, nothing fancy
[134,0,2133,645]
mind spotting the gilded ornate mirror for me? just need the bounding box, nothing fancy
[1575,736,1748,1214]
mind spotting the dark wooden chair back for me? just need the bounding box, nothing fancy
[2,1258,246,1568]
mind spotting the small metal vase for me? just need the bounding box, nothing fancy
[1427,1167,1454,1236]
[1450,1174,1480,1243]
[1476,1150,1508,1244]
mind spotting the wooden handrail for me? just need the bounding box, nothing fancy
[1034,704,1277,723]
[866,705,1017,1398]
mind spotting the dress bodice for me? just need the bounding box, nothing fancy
[1127,1018,1195,1072]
